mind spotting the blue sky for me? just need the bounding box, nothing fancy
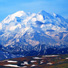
[0,0,68,22]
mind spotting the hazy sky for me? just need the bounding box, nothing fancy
[0,0,68,21]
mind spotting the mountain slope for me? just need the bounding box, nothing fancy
[0,10,68,60]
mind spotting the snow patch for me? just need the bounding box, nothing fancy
[47,62,53,65]
[31,64,37,67]
[9,23,21,31]
[0,23,2,30]
[53,13,56,17]
[65,57,68,59]
[36,14,43,21]
[31,60,37,63]
[7,60,17,63]
[31,18,36,22]
[21,61,28,65]
[4,64,20,67]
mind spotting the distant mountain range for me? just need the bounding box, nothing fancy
[0,10,68,60]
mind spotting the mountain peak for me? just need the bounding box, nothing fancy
[2,11,26,23]
[40,10,48,15]
[12,11,26,17]
[39,10,54,19]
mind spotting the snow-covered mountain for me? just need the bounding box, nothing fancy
[0,10,68,60]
